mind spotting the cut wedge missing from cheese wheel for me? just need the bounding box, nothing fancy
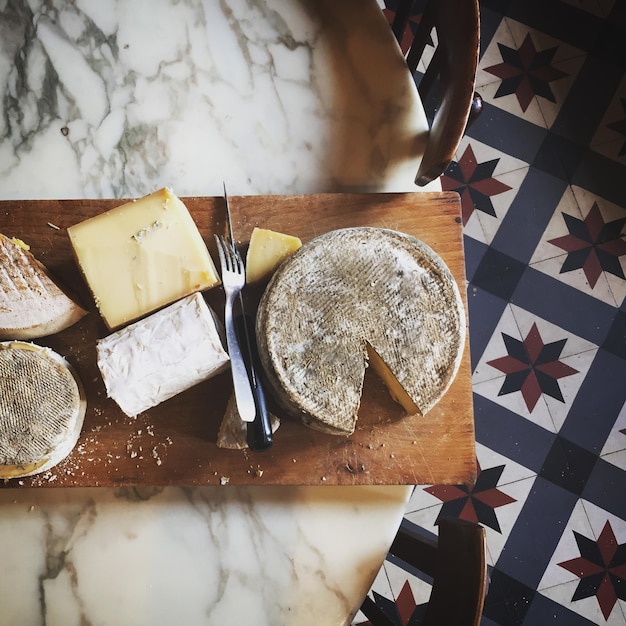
[0,234,87,340]
[0,341,86,479]
[256,227,466,436]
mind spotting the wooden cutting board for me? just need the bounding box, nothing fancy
[0,192,475,488]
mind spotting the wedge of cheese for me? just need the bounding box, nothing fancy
[216,393,280,450]
[68,188,219,330]
[0,341,86,478]
[97,292,229,417]
[245,227,302,283]
[0,234,87,340]
[256,227,465,435]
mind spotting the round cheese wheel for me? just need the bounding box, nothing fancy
[256,227,465,435]
[0,341,86,478]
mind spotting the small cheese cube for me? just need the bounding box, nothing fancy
[68,188,219,330]
[96,293,229,417]
[245,227,302,283]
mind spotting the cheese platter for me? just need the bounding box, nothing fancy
[0,192,475,488]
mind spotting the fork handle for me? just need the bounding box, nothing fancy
[224,295,256,422]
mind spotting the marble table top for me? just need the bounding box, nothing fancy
[0,0,439,624]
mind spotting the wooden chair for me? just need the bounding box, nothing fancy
[390,0,482,186]
[359,518,488,626]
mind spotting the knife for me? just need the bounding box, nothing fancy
[223,184,273,451]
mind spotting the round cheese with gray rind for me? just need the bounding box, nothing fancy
[256,227,465,435]
[0,341,86,478]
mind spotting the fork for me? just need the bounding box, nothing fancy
[215,234,256,422]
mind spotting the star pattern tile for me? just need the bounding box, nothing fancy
[382,6,424,56]
[558,521,626,621]
[424,461,516,533]
[441,144,512,226]
[483,33,569,112]
[361,579,425,626]
[487,323,579,413]
[548,202,626,289]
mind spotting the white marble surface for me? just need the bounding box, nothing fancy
[0,0,437,624]
[0,0,437,200]
[0,485,410,626]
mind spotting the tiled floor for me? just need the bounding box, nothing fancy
[357,1,626,624]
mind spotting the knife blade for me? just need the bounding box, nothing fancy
[222,184,273,451]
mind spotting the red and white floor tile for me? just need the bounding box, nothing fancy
[355,1,626,624]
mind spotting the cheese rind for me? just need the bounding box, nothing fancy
[256,227,465,435]
[97,292,229,417]
[0,234,87,339]
[68,188,219,330]
[245,227,302,283]
[0,341,86,478]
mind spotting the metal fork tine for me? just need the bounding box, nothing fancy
[227,240,236,268]
[220,236,235,272]
[222,237,229,268]
[222,235,246,275]
[234,246,244,272]
[216,236,226,267]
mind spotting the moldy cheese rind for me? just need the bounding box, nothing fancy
[256,227,465,436]
[0,341,86,478]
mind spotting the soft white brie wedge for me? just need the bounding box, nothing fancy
[97,292,229,417]
[0,234,87,340]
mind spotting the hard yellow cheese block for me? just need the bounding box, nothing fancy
[68,188,219,330]
[246,227,302,283]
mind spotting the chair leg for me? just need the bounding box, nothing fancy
[390,0,416,43]
[422,519,487,626]
[467,92,483,128]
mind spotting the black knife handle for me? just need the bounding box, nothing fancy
[234,313,273,451]
[246,367,273,451]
